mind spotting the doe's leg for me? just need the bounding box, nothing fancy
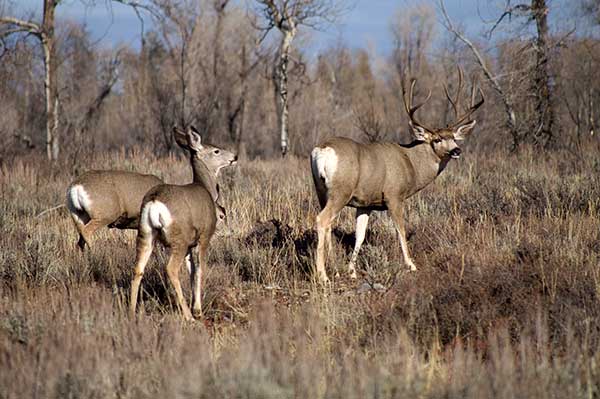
[130,230,156,317]
[191,239,209,319]
[347,208,371,279]
[387,202,417,271]
[70,216,105,251]
[166,246,193,321]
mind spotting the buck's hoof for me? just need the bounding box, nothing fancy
[317,273,330,285]
[192,309,204,320]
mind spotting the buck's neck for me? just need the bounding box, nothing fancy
[190,155,219,202]
[404,141,450,192]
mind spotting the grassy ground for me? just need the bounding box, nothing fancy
[1,143,600,398]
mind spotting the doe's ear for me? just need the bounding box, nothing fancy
[186,125,203,150]
[454,120,477,141]
[410,121,432,142]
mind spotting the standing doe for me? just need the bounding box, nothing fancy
[129,126,237,320]
[66,170,163,250]
[310,75,484,282]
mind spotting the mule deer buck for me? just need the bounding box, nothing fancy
[129,126,237,320]
[66,133,230,251]
[310,73,484,282]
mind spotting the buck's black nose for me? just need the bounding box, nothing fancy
[449,148,461,158]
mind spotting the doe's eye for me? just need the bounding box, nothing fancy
[214,149,220,155]
[433,138,442,144]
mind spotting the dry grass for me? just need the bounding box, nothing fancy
[2,143,600,398]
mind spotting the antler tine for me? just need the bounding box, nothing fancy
[401,78,412,117]
[451,86,485,127]
[402,78,433,130]
[444,85,458,118]
[444,65,464,120]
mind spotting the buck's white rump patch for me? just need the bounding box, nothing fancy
[140,200,173,233]
[311,147,338,188]
[66,184,92,223]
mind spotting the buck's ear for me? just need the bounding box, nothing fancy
[173,126,189,149]
[454,120,477,141]
[186,125,203,150]
[409,121,432,142]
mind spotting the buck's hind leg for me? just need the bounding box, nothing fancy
[315,198,346,283]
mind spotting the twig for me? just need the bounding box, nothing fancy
[36,204,65,218]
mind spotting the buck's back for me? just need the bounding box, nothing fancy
[316,137,419,206]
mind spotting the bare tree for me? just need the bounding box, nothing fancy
[1,0,59,160]
[390,4,436,85]
[559,38,600,146]
[580,0,600,24]
[0,0,154,160]
[440,0,559,149]
[531,0,556,147]
[439,0,520,149]
[253,0,346,156]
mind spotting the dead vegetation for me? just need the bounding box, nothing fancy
[1,144,600,397]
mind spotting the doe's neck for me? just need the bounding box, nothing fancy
[190,155,219,202]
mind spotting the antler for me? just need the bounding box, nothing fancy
[443,65,464,119]
[402,78,433,131]
[451,87,484,128]
[445,67,485,128]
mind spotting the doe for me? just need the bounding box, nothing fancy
[129,126,237,320]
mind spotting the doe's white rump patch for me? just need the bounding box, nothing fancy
[140,201,173,233]
[66,185,92,224]
[311,147,338,188]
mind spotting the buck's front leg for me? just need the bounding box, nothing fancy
[387,202,417,272]
[347,208,371,279]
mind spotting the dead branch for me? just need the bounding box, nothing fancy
[439,0,519,147]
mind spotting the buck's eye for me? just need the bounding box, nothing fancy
[433,138,442,144]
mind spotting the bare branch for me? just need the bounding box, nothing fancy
[0,16,41,33]
[108,0,162,20]
[439,0,518,144]
[486,3,531,39]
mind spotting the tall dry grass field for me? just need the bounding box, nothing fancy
[1,143,600,398]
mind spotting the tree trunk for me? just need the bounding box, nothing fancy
[235,43,248,157]
[42,0,58,160]
[274,28,295,157]
[531,0,555,147]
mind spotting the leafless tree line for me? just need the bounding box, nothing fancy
[0,0,599,162]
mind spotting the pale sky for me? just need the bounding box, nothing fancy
[11,0,576,55]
